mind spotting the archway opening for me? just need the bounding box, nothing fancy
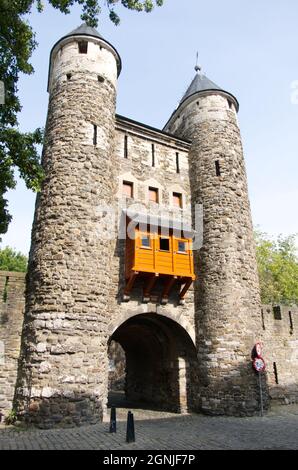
[107,313,199,413]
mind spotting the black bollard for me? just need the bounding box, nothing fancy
[109,406,117,433]
[126,411,135,443]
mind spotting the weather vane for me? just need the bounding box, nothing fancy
[194,52,202,73]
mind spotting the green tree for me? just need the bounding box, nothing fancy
[255,229,298,306]
[0,246,28,272]
[0,0,164,239]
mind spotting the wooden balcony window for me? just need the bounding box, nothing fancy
[159,237,170,251]
[140,234,151,249]
[124,224,195,303]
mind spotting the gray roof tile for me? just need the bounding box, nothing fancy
[65,23,103,40]
[181,73,223,103]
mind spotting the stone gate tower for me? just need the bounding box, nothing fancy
[13,25,269,427]
[15,25,121,426]
[164,69,267,414]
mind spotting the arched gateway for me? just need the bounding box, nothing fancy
[107,313,199,413]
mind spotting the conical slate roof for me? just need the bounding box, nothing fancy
[63,23,104,41]
[163,70,239,131]
[180,73,223,104]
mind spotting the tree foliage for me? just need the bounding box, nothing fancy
[255,230,298,306]
[0,0,164,239]
[0,246,28,272]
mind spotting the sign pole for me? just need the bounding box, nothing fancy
[258,371,263,417]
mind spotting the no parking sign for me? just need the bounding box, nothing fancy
[253,356,266,372]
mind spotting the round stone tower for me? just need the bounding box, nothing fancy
[15,24,121,427]
[164,69,268,415]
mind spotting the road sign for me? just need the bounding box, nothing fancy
[255,342,262,358]
[253,356,266,372]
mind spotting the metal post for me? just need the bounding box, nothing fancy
[126,411,135,443]
[109,406,116,433]
[258,372,264,417]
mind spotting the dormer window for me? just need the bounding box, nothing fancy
[78,41,88,54]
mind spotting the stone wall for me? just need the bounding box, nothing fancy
[166,92,269,415]
[110,116,196,334]
[261,305,298,404]
[0,272,25,416]
[0,269,298,417]
[14,34,119,428]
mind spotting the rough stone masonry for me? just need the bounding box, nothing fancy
[0,24,297,427]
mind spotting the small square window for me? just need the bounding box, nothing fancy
[173,192,182,208]
[178,241,187,253]
[141,235,151,248]
[78,41,88,54]
[122,181,133,198]
[149,187,159,203]
[160,238,170,251]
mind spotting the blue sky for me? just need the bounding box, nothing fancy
[1,0,298,254]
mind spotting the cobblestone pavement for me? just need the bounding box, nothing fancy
[0,404,298,450]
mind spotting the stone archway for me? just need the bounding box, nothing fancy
[107,313,199,413]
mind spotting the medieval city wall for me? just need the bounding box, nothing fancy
[1,270,297,417]
[0,271,26,416]
[261,305,298,404]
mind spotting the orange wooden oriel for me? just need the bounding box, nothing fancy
[124,223,195,303]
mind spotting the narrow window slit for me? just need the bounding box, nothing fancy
[273,362,279,384]
[176,152,180,174]
[215,160,221,177]
[93,125,97,146]
[289,311,294,333]
[151,144,155,167]
[124,135,128,158]
[261,308,265,330]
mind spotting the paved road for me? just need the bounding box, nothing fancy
[0,404,298,450]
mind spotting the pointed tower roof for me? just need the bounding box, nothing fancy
[62,23,104,41]
[163,68,239,131]
[180,73,224,104]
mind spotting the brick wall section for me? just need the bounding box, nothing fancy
[0,271,25,415]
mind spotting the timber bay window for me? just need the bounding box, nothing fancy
[122,181,133,198]
[124,219,195,303]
